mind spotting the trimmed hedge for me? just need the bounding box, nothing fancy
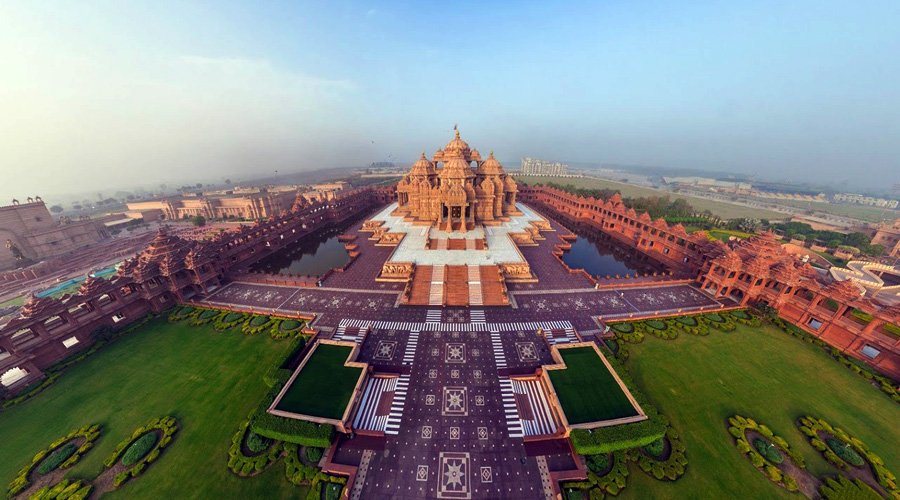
[562,450,630,497]
[36,444,78,475]
[727,415,804,493]
[568,351,667,455]
[251,385,334,448]
[102,416,179,489]
[227,417,284,477]
[304,446,324,464]
[283,443,347,499]
[797,415,898,495]
[7,424,102,497]
[29,479,93,500]
[826,438,864,467]
[819,475,882,500]
[627,426,688,481]
[122,432,158,466]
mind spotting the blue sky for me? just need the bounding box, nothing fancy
[1,0,898,201]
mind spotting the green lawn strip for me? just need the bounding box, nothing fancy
[274,344,360,420]
[0,295,26,308]
[615,322,900,499]
[548,347,638,425]
[0,317,305,499]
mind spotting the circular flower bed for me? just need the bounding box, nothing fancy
[214,312,249,331]
[797,416,898,495]
[227,418,284,477]
[727,415,805,493]
[241,315,274,335]
[100,416,179,490]
[645,319,667,331]
[7,424,102,497]
[610,323,633,334]
[627,426,688,481]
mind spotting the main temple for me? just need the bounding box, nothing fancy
[394,130,520,231]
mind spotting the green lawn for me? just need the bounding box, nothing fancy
[275,343,360,419]
[617,322,900,499]
[773,199,899,223]
[514,175,785,220]
[0,318,308,498]
[548,347,638,425]
[0,295,26,308]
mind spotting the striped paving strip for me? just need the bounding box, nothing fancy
[402,330,420,365]
[349,450,374,500]
[543,327,579,345]
[337,319,573,333]
[333,320,370,343]
[384,375,410,435]
[469,309,486,323]
[510,378,558,436]
[498,376,524,438]
[490,331,506,369]
[352,376,398,432]
[425,309,442,323]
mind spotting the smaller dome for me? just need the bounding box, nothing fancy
[410,152,436,177]
[477,151,504,175]
[439,158,475,180]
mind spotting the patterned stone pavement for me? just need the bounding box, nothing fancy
[192,206,729,499]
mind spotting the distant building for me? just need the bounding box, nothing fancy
[833,193,898,209]
[661,176,752,194]
[520,157,568,176]
[0,198,108,271]
[126,188,297,221]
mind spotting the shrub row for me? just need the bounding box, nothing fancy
[283,443,347,500]
[797,415,898,494]
[28,479,92,500]
[819,475,882,500]
[250,386,334,448]
[768,315,900,404]
[612,310,743,345]
[562,450,629,498]
[169,305,309,340]
[227,417,285,477]
[625,426,688,481]
[726,415,804,493]
[103,416,179,489]
[569,352,667,455]
[7,424,102,497]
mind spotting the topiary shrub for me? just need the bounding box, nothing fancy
[825,438,865,467]
[246,431,272,454]
[796,415,899,496]
[727,415,805,491]
[644,438,665,458]
[36,444,78,475]
[819,475,882,499]
[586,454,610,474]
[122,433,158,466]
[101,416,179,489]
[304,446,324,464]
[6,424,102,497]
[645,319,666,331]
[29,478,93,500]
[753,438,784,465]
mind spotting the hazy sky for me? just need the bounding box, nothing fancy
[1,0,899,203]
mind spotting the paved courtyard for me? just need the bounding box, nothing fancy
[193,205,727,499]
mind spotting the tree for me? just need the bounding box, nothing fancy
[49,205,64,213]
[72,204,83,211]
[191,215,206,227]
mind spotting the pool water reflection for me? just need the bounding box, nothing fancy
[560,231,664,277]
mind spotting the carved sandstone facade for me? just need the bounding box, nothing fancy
[394,130,520,232]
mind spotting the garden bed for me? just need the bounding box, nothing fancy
[7,424,101,498]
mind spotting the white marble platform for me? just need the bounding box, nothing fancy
[369,203,543,266]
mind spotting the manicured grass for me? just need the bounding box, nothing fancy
[0,295,26,308]
[617,322,900,499]
[514,175,784,220]
[547,347,638,425]
[0,318,307,498]
[274,344,360,420]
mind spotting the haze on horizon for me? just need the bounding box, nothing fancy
[1,0,898,204]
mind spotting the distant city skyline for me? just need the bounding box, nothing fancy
[1,0,898,203]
